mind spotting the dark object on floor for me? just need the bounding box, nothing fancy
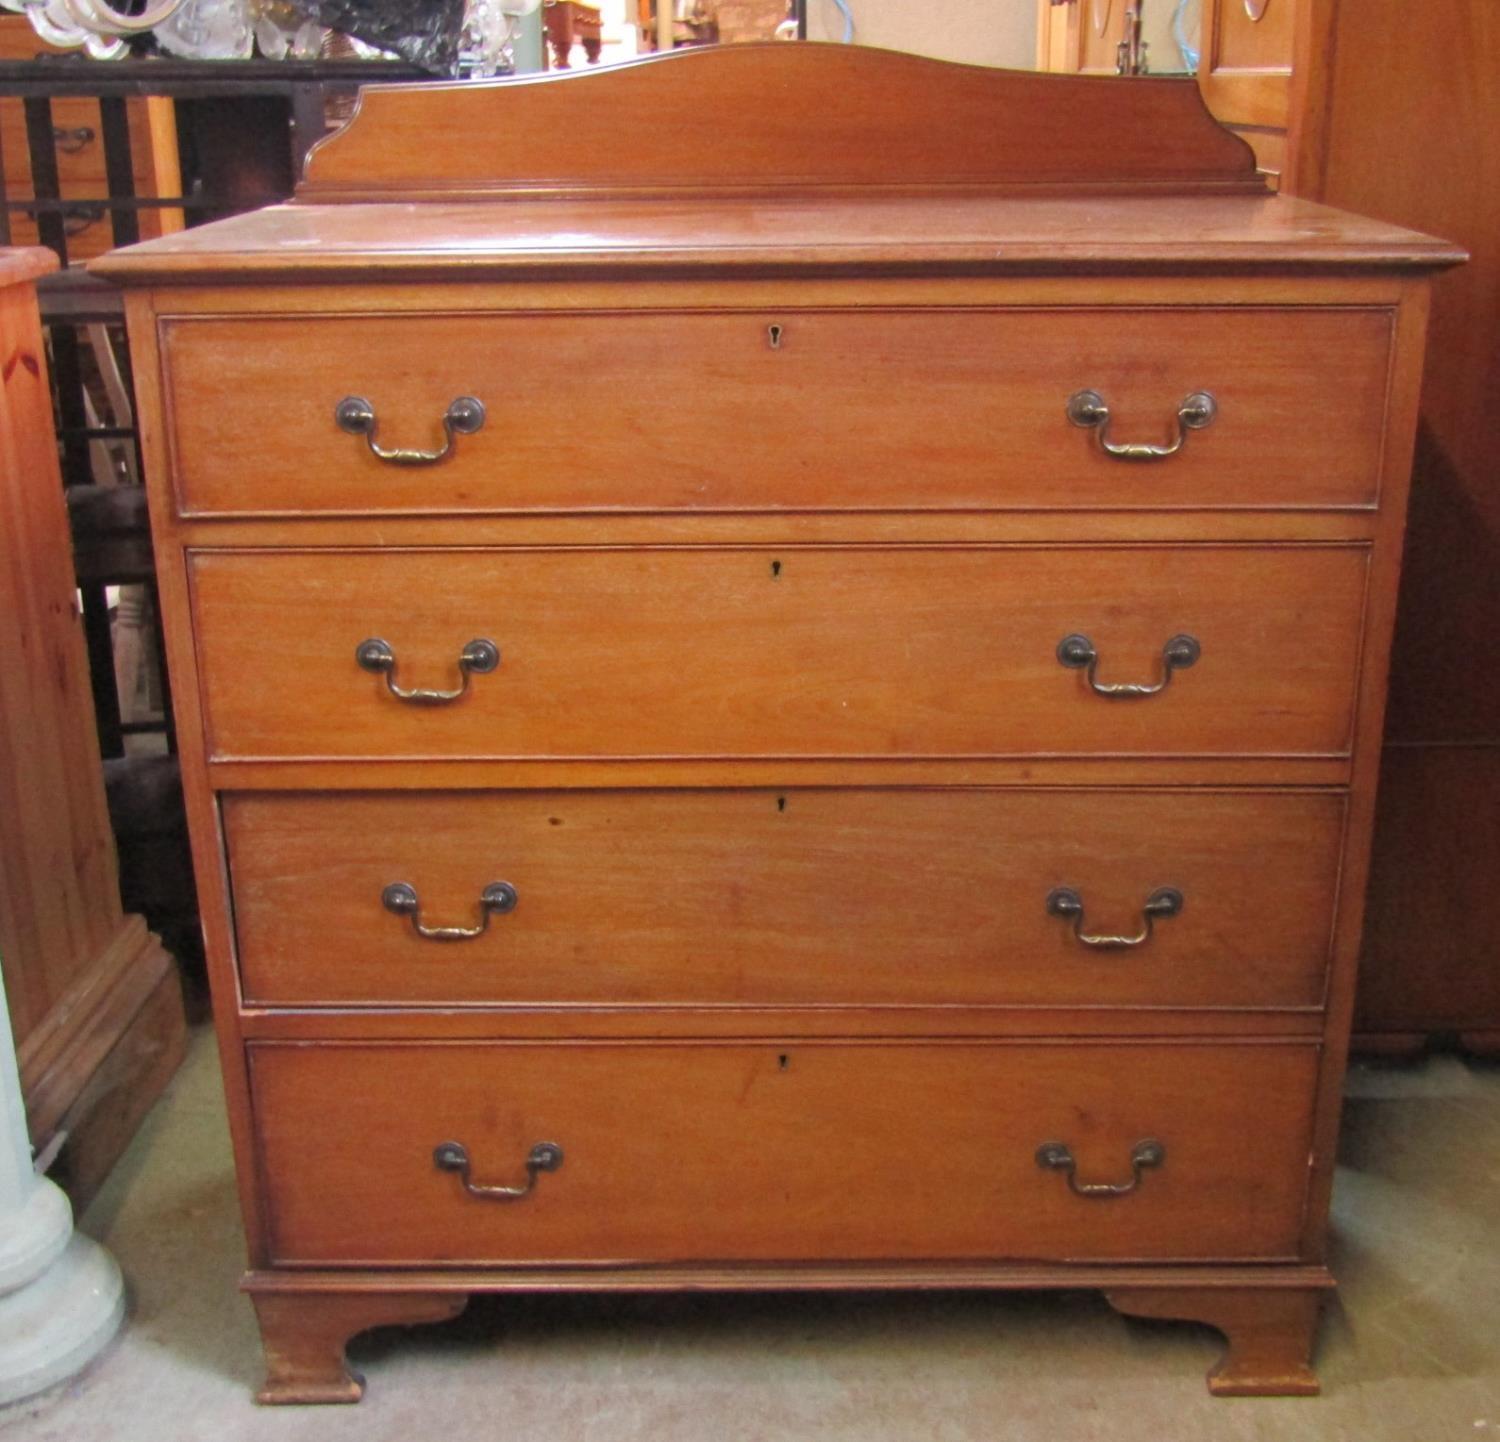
[103,754,204,998]
[66,481,176,758]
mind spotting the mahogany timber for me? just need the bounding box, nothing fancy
[224,788,1345,1010]
[245,1266,1331,1408]
[1105,1284,1322,1395]
[159,306,1394,516]
[249,1041,1319,1266]
[187,545,1369,762]
[295,43,1262,200]
[96,191,1456,284]
[0,246,185,1208]
[250,1291,466,1405]
[88,47,1458,1401]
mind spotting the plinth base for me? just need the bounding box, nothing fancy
[0,1229,123,1405]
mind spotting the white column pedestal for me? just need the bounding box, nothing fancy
[0,968,123,1404]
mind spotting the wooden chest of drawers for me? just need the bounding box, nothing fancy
[94,45,1460,1404]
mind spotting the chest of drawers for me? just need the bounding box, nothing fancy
[94,44,1460,1404]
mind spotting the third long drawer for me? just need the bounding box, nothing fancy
[224,788,1345,1009]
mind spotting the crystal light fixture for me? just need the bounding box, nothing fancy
[1,0,536,69]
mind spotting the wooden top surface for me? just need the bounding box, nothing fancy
[0,247,59,289]
[90,45,1463,285]
[92,191,1461,284]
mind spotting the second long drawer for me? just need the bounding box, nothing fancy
[224,788,1344,1009]
[189,544,1369,761]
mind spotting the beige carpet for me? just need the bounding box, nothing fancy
[2,1028,1496,1441]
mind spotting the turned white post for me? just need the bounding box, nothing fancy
[0,962,123,1403]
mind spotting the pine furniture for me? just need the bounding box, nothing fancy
[93,45,1460,1403]
[0,245,185,1209]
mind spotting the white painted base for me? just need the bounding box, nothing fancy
[0,1224,123,1406]
[0,1178,71,1293]
[0,954,125,1405]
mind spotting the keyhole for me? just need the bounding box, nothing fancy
[767,324,784,350]
[770,559,782,578]
[778,1054,790,1071]
[776,795,787,812]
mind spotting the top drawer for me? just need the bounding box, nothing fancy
[159,307,1393,516]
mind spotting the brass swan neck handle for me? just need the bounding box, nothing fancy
[1046,886,1184,949]
[382,881,518,941]
[1057,633,1200,698]
[1036,1139,1165,1197]
[1066,388,1217,461]
[335,394,485,467]
[433,1141,562,1201]
[356,637,500,705]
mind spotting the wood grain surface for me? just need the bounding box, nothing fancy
[92,190,1461,285]
[296,43,1260,199]
[0,250,125,1040]
[249,1040,1319,1266]
[188,544,1369,762]
[90,43,1456,1400]
[225,787,1344,1010]
[0,248,185,1203]
[160,305,1393,517]
[1283,0,1500,1046]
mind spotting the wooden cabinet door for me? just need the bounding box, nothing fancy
[1036,0,1128,75]
[1281,0,1500,1050]
[1197,0,1300,180]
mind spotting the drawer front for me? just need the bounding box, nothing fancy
[2,96,112,259]
[4,210,115,264]
[1,91,168,258]
[226,789,1344,1009]
[1,97,110,195]
[251,1041,1318,1265]
[161,307,1392,515]
[190,545,1367,761]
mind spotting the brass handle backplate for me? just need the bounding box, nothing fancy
[356,637,499,705]
[1036,1138,1165,1197]
[335,394,485,466]
[1066,388,1216,460]
[1057,633,1200,698]
[433,1140,562,1201]
[1046,885,1183,949]
[383,880,518,940]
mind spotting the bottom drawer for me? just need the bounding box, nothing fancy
[251,1041,1318,1266]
